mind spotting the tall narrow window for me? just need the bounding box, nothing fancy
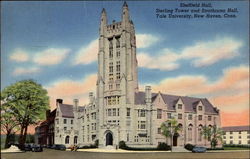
[109,62,113,73]
[116,61,120,71]
[198,125,203,141]
[116,38,120,48]
[127,108,130,117]
[65,136,70,144]
[157,109,162,119]
[188,124,193,141]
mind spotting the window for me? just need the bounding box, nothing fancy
[127,108,131,117]
[116,51,120,57]
[239,141,241,144]
[56,119,59,124]
[178,113,182,120]
[138,110,146,117]
[127,133,129,142]
[208,116,212,121]
[109,62,113,73]
[117,108,120,116]
[178,104,182,109]
[82,117,84,123]
[116,83,120,89]
[247,135,250,139]
[230,136,233,139]
[158,128,161,134]
[116,38,120,48]
[65,136,70,144]
[198,106,202,111]
[64,119,67,124]
[71,120,73,124]
[109,84,112,90]
[116,61,120,72]
[56,127,59,133]
[109,73,113,81]
[198,125,202,141]
[108,109,112,116]
[109,39,113,48]
[116,73,121,79]
[198,115,202,120]
[239,136,241,139]
[108,97,112,105]
[157,109,162,119]
[64,127,67,131]
[167,113,171,119]
[109,50,113,58]
[113,108,116,116]
[239,131,241,134]
[223,136,226,139]
[188,124,193,141]
[117,96,120,104]
[140,121,146,129]
[248,140,250,144]
[230,140,233,144]
[188,114,192,120]
[230,131,233,134]
[71,127,73,130]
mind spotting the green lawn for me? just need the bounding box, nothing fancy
[223,147,250,150]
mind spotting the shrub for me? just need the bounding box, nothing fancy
[157,142,171,151]
[119,141,127,149]
[184,143,195,151]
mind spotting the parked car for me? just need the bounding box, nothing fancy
[192,146,207,153]
[24,143,34,151]
[51,144,66,151]
[31,144,43,152]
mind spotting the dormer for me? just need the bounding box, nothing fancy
[195,100,204,114]
[175,98,184,111]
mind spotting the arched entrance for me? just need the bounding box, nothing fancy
[173,133,179,146]
[106,132,113,146]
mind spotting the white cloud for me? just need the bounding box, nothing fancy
[73,39,98,65]
[9,49,29,62]
[137,49,180,70]
[136,34,159,49]
[12,67,41,76]
[137,37,243,70]
[33,48,70,65]
[182,37,242,67]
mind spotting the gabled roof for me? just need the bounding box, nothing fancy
[222,126,250,132]
[134,91,157,105]
[134,91,219,114]
[59,104,85,118]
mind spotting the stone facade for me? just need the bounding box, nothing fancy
[36,2,221,148]
[222,126,250,145]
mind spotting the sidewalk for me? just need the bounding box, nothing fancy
[67,148,171,153]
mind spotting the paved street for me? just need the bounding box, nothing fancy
[1,149,250,159]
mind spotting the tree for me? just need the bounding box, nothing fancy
[160,118,181,150]
[1,80,49,149]
[201,125,224,148]
[1,102,19,148]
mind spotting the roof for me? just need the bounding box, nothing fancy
[59,104,85,118]
[135,91,219,114]
[222,126,250,132]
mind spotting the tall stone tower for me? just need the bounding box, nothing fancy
[96,2,138,147]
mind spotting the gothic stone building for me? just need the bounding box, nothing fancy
[36,2,221,148]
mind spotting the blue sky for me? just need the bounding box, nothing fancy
[1,1,249,126]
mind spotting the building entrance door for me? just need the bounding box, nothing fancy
[106,132,113,146]
[173,133,178,146]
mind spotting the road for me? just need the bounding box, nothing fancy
[1,148,250,159]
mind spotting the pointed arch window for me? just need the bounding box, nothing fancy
[65,136,70,144]
[198,125,203,141]
[188,124,193,141]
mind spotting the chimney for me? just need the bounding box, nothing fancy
[46,109,51,120]
[89,92,94,104]
[74,99,79,111]
[56,99,63,107]
[145,86,152,103]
